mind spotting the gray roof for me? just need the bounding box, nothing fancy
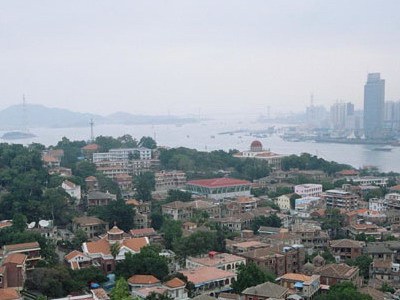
[242,282,288,299]
[364,242,394,254]
[87,191,117,200]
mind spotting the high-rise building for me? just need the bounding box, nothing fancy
[330,102,354,130]
[363,73,385,139]
[384,100,400,131]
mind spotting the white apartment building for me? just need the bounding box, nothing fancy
[61,180,82,200]
[369,198,387,212]
[386,193,400,210]
[349,177,388,186]
[294,184,323,197]
[93,147,152,163]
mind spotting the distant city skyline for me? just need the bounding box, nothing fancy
[1,1,400,116]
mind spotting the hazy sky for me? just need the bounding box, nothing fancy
[1,0,399,116]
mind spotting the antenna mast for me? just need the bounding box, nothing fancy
[90,118,95,142]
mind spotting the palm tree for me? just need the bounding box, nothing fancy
[110,242,121,260]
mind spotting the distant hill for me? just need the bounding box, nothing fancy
[0,104,197,129]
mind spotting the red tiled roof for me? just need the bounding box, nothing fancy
[0,220,12,229]
[181,266,235,285]
[187,178,251,188]
[128,275,160,285]
[130,228,156,236]
[85,239,111,255]
[390,185,400,191]
[0,288,21,300]
[108,226,124,235]
[82,144,99,151]
[337,169,359,176]
[122,237,149,252]
[3,253,27,265]
[65,250,85,261]
[164,277,185,288]
[4,241,40,252]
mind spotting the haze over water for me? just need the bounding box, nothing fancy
[1,117,399,173]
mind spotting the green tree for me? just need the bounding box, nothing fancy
[12,213,27,232]
[166,189,192,203]
[111,278,131,300]
[134,172,155,201]
[116,245,169,280]
[161,219,182,249]
[315,281,372,300]
[380,282,395,293]
[231,263,275,293]
[346,255,372,279]
[251,214,282,233]
[73,160,97,179]
[111,242,121,259]
[139,136,157,149]
[71,229,88,250]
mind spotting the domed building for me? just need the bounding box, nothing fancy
[303,261,315,275]
[250,140,263,152]
[232,140,287,170]
[312,254,326,267]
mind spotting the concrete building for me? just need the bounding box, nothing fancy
[186,252,246,273]
[277,273,320,300]
[275,194,291,210]
[155,171,187,191]
[87,191,117,207]
[329,239,364,262]
[186,178,252,200]
[233,141,286,170]
[294,184,323,198]
[72,216,109,239]
[314,263,360,287]
[364,73,385,139]
[322,189,358,211]
[242,282,289,300]
[93,148,152,162]
[61,180,82,200]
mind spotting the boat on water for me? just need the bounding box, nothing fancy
[372,147,393,152]
[1,131,36,140]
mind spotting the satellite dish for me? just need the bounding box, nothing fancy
[28,222,36,229]
[39,220,50,228]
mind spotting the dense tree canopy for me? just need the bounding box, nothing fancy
[251,214,282,233]
[159,147,270,180]
[89,199,134,231]
[315,282,372,300]
[282,153,352,175]
[134,172,155,201]
[116,245,169,280]
[231,263,275,293]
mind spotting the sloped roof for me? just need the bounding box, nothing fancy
[242,282,289,298]
[3,253,27,265]
[187,178,251,188]
[4,241,40,252]
[65,250,86,261]
[181,266,235,285]
[0,288,21,300]
[279,273,311,282]
[314,263,358,279]
[164,277,186,288]
[73,216,106,226]
[130,228,156,236]
[84,239,111,255]
[128,274,160,285]
[87,191,116,200]
[330,239,363,248]
[122,237,149,252]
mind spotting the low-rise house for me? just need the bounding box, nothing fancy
[242,282,289,300]
[277,273,320,300]
[130,228,157,238]
[66,225,149,274]
[364,242,394,261]
[85,176,99,192]
[128,275,161,289]
[87,191,117,207]
[180,266,236,296]
[61,180,82,201]
[2,242,41,270]
[133,212,149,229]
[291,223,328,251]
[240,244,305,277]
[186,252,246,273]
[72,216,109,239]
[114,173,133,194]
[226,240,269,254]
[275,194,291,210]
[329,239,364,262]
[132,277,188,300]
[314,263,361,287]
[0,253,27,289]
[369,260,400,287]
[210,213,255,232]
[347,223,386,240]
[161,201,192,221]
[64,250,92,270]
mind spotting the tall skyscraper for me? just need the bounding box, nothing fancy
[363,73,385,139]
[330,101,354,130]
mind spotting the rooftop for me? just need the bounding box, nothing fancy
[3,253,27,265]
[187,178,251,188]
[164,277,186,288]
[330,239,363,249]
[128,274,160,285]
[242,282,289,298]
[4,241,40,252]
[314,263,358,279]
[0,288,21,300]
[181,266,235,286]
[188,252,245,267]
[73,216,106,226]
